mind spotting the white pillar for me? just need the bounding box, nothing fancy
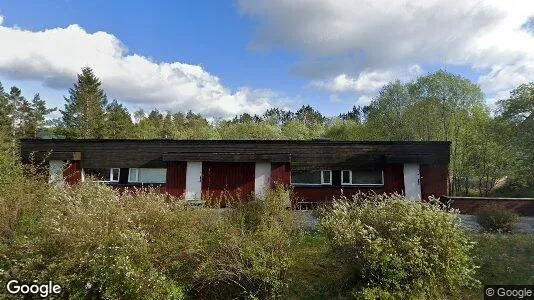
[185,161,202,201]
[403,163,421,201]
[49,160,66,185]
[255,162,271,199]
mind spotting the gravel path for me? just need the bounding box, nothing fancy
[293,211,534,233]
[459,214,534,233]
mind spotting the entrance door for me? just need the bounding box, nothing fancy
[403,164,421,201]
[185,162,202,201]
[202,162,255,206]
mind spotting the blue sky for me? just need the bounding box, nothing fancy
[0,0,533,118]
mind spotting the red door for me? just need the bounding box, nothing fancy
[202,162,255,206]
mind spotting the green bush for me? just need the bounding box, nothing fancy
[475,204,519,233]
[1,176,299,299]
[318,193,479,299]
[193,185,299,299]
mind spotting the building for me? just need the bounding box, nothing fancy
[20,139,450,205]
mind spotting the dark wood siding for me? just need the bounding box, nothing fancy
[166,162,187,197]
[292,164,404,203]
[420,164,448,200]
[202,162,255,205]
[20,139,450,169]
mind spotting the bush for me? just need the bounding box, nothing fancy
[1,177,299,299]
[318,193,478,299]
[475,204,519,233]
[193,185,299,299]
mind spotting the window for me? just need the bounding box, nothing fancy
[341,170,351,184]
[321,170,332,184]
[129,168,139,182]
[291,170,332,185]
[341,170,384,186]
[84,168,109,182]
[138,168,166,184]
[110,168,120,182]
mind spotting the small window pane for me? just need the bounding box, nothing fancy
[111,168,120,182]
[341,170,351,184]
[322,170,332,184]
[129,168,139,182]
[351,170,383,185]
[291,170,322,184]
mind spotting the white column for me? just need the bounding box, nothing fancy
[185,161,202,201]
[403,163,421,201]
[49,160,66,185]
[255,162,271,199]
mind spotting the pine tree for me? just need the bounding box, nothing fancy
[29,94,56,138]
[60,67,108,138]
[105,100,133,138]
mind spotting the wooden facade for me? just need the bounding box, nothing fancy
[21,139,450,205]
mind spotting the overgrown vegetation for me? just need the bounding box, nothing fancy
[318,193,478,299]
[475,204,520,233]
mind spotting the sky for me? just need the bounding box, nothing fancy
[0,0,534,119]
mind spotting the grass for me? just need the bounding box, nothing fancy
[287,231,534,299]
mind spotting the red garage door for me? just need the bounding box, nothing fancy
[202,162,255,206]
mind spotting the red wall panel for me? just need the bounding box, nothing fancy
[63,161,82,184]
[271,162,290,187]
[293,164,404,203]
[420,164,448,200]
[166,161,187,197]
[202,162,255,205]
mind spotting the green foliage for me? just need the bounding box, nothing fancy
[1,171,299,299]
[60,67,108,138]
[471,234,534,285]
[195,185,299,299]
[105,100,134,138]
[318,193,478,298]
[475,204,519,233]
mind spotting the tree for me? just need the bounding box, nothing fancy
[60,67,108,138]
[495,83,534,193]
[26,94,56,138]
[263,108,294,127]
[0,82,13,143]
[295,105,325,128]
[339,106,362,123]
[105,100,133,139]
[365,81,413,140]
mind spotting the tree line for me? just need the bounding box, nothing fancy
[0,67,532,197]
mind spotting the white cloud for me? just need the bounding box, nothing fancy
[0,15,4,25]
[0,22,273,117]
[310,65,422,94]
[239,0,534,101]
[356,95,373,106]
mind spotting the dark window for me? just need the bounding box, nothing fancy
[291,170,322,185]
[341,170,351,184]
[84,168,109,181]
[341,170,383,185]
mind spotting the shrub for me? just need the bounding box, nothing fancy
[193,185,299,299]
[475,204,519,233]
[318,193,478,299]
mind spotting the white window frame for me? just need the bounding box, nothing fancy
[321,170,332,185]
[110,168,120,182]
[290,170,333,186]
[128,168,139,182]
[341,170,384,186]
